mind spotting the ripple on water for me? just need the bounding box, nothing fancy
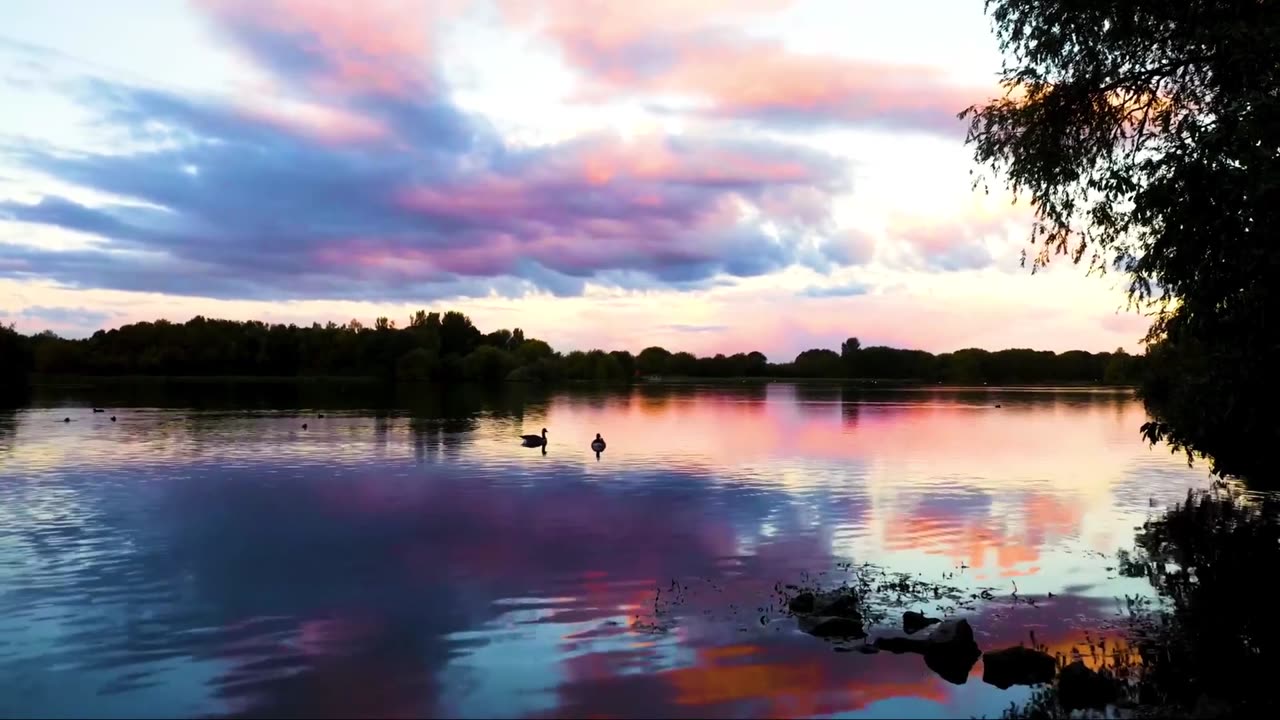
[0,387,1237,718]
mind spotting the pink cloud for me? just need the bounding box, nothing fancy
[504,1,990,135]
[644,43,985,134]
[359,133,853,281]
[236,97,390,145]
[199,0,459,98]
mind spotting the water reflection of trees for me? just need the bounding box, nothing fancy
[0,410,16,460]
[1008,486,1280,718]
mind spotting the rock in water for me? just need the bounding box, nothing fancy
[982,646,1058,689]
[903,610,941,635]
[875,636,928,654]
[921,619,982,685]
[788,592,816,614]
[806,616,866,639]
[1058,661,1116,711]
[819,593,861,619]
[873,619,981,685]
[788,589,860,619]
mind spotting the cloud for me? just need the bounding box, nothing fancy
[799,281,871,298]
[661,323,731,334]
[1,304,115,335]
[504,0,988,137]
[899,225,995,271]
[889,215,1017,272]
[1,1,870,304]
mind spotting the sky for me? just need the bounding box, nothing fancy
[0,0,1152,359]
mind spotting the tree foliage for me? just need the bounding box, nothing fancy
[1,313,1143,386]
[962,0,1280,476]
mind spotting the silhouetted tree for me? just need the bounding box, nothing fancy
[962,0,1280,475]
[636,346,672,376]
[5,314,1142,387]
[396,348,436,382]
[793,349,843,378]
[1007,487,1280,718]
[439,311,480,357]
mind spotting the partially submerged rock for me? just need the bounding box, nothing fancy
[803,614,865,635]
[921,619,982,685]
[802,615,867,639]
[788,587,866,640]
[982,646,1058,689]
[1058,661,1117,711]
[903,610,941,635]
[875,636,928,654]
[821,594,861,619]
[788,592,816,614]
[873,619,982,685]
[788,589,862,620]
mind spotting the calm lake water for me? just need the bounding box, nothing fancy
[0,383,1221,718]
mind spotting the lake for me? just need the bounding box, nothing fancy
[0,383,1220,718]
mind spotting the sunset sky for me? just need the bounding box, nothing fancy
[0,0,1151,359]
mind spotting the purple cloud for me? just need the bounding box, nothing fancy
[1,3,865,302]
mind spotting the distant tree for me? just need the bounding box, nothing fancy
[745,351,768,376]
[374,316,394,331]
[396,348,436,382]
[463,345,516,382]
[483,329,514,350]
[667,351,698,376]
[793,348,843,378]
[440,311,480,356]
[1,323,30,380]
[586,349,625,381]
[609,350,635,378]
[516,339,554,364]
[636,346,672,375]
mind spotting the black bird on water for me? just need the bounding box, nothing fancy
[92,408,105,413]
[591,433,606,459]
[110,416,117,422]
[520,428,548,453]
[301,423,308,430]
[63,417,70,423]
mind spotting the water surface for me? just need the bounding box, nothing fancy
[0,384,1219,718]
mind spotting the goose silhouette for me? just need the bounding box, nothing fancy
[590,433,606,459]
[521,428,548,449]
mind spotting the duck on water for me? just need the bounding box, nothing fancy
[521,428,548,451]
[591,433,606,459]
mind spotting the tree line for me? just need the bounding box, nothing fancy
[1,312,1144,385]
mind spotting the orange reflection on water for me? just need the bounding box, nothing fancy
[881,492,1085,578]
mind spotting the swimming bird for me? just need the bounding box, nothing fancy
[63,417,70,423]
[92,408,105,413]
[301,423,308,430]
[110,416,117,422]
[318,413,325,418]
[521,428,548,448]
[591,433,606,453]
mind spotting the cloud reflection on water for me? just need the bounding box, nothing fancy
[0,386,1212,718]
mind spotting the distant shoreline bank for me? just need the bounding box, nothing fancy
[22,374,1138,390]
